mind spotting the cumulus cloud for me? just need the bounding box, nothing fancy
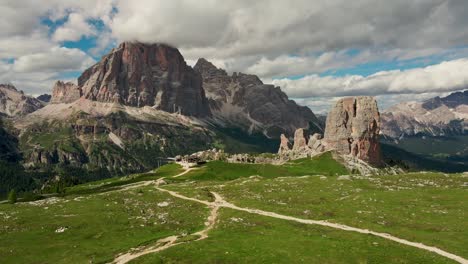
[53,13,95,42]
[2,0,468,111]
[0,46,95,94]
[109,0,468,58]
[272,59,468,98]
[13,47,95,72]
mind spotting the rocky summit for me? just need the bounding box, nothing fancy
[324,96,382,166]
[78,42,211,117]
[50,81,81,104]
[0,84,43,117]
[194,58,322,137]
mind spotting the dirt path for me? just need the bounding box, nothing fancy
[172,167,197,178]
[100,167,195,196]
[111,186,220,264]
[156,189,468,264]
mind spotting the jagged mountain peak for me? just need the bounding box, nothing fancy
[194,58,228,77]
[76,41,211,117]
[382,90,468,138]
[0,84,43,117]
[194,58,322,137]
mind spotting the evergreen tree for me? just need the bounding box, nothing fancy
[8,189,17,204]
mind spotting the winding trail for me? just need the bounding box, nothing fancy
[172,167,197,178]
[112,184,220,264]
[156,188,468,264]
[112,167,467,264]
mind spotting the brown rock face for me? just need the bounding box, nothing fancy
[78,42,211,117]
[194,58,322,137]
[278,134,291,154]
[50,81,81,104]
[324,96,382,166]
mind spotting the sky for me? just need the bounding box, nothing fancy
[1,0,468,113]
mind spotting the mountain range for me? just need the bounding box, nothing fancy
[0,42,322,181]
[381,91,468,138]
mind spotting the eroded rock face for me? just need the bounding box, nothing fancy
[278,134,291,154]
[50,81,81,104]
[308,133,326,153]
[78,42,211,117]
[324,96,382,166]
[194,58,322,137]
[0,84,43,117]
[292,128,308,151]
[278,128,326,159]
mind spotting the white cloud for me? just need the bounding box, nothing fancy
[272,59,468,99]
[0,47,95,95]
[13,47,95,73]
[53,13,95,42]
[2,0,468,111]
[109,0,468,59]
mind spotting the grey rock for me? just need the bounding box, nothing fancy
[50,81,81,104]
[0,84,43,117]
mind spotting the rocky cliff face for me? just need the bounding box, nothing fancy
[0,84,43,117]
[381,91,468,138]
[78,42,210,117]
[50,81,82,104]
[194,58,322,137]
[324,97,382,166]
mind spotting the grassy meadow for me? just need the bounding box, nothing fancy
[1,152,466,263]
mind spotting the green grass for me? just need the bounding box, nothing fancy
[65,163,184,196]
[173,152,348,182]
[167,172,468,259]
[1,155,466,263]
[284,152,349,176]
[133,209,452,264]
[0,185,207,264]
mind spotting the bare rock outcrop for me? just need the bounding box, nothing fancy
[292,128,308,151]
[308,133,326,153]
[278,134,291,154]
[278,128,326,159]
[277,96,382,167]
[324,97,382,166]
[50,81,82,104]
[78,42,211,117]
